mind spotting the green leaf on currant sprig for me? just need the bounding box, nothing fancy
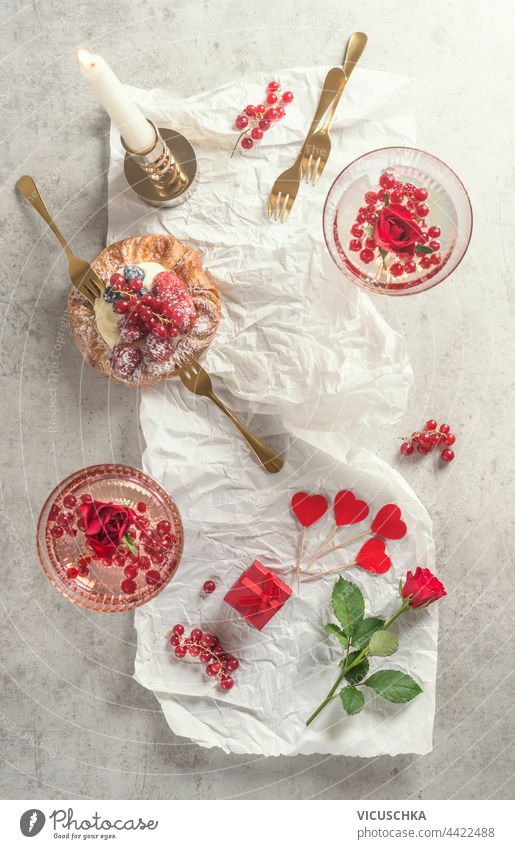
[383,192,390,207]
[415,244,434,255]
[364,670,422,703]
[123,533,138,556]
[324,623,349,648]
[340,686,365,716]
[368,630,399,657]
[332,577,364,638]
[343,651,369,685]
[351,617,385,650]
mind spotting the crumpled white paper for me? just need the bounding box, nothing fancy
[106,66,438,756]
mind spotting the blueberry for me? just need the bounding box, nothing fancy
[103,286,117,303]
[138,287,148,298]
[124,265,145,282]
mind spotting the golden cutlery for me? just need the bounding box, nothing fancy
[178,358,284,474]
[267,65,346,222]
[16,175,105,306]
[302,32,368,185]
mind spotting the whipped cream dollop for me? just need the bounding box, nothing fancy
[94,262,166,348]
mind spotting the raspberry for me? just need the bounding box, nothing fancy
[119,318,146,343]
[111,343,142,378]
[168,296,196,334]
[143,333,174,363]
[151,271,188,300]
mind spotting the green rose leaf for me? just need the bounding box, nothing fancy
[415,244,434,254]
[383,192,389,207]
[343,651,369,685]
[332,577,364,638]
[368,630,399,657]
[324,623,349,648]
[123,533,138,556]
[352,617,385,649]
[340,686,365,716]
[364,670,422,703]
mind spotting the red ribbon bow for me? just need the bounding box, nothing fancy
[237,570,282,614]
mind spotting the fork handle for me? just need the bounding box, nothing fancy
[320,33,369,134]
[295,66,347,165]
[16,175,74,260]
[208,392,284,474]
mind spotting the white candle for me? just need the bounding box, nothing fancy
[77,48,156,154]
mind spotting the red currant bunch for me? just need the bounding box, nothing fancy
[168,625,239,691]
[233,81,294,154]
[400,419,456,462]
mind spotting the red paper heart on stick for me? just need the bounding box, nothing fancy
[333,490,369,526]
[291,492,328,528]
[356,538,392,574]
[371,504,407,540]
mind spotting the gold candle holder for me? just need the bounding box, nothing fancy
[122,120,198,207]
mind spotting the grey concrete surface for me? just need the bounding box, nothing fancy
[1,0,514,799]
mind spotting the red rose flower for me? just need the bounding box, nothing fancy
[79,499,134,558]
[374,204,424,255]
[401,567,446,608]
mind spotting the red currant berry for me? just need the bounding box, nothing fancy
[206,662,222,677]
[251,127,263,141]
[225,657,239,672]
[439,423,451,434]
[50,525,64,538]
[241,136,253,150]
[441,448,455,462]
[189,644,201,657]
[444,433,456,446]
[351,224,364,238]
[191,629,203,641]
[172,624,185,636]
[266,92,278,105]
[413,187,428,202]
[416,203,429,217]
[124,565,138,579]
[360,248,375,264]
[356,213,366,224]
[364,191,377,206]
[235,115,248,130]
[255,103,266,115]
[120,578,137,594]
[138,555,151,571]
[67,566,78,579]
[400,441,414,456]
[114,299,131,314]
[428,240,440,252]
[275,106,285,119]
[200,634,214,649]
[170,633,181,646]
[244,105,256,117]
[365,210,378,224]
[63,494,76,508]
[199,652,211,664]
[365,238,376,250]
[430,253,441,266]
[156,520,170,536]
[174,645,187,658]
[267,81,280,92]
[145,570,161,586]
[419,256,432,269]
[428,225,441,239]
[349,239,362,252]
[417,441,432,455]
[379,172,395,189]
[426,419,438,431]
[203,580,216,593]
[282,90,294,103]
[390,262,404,277]
[264,107,277,121]
[150,551,165,566]
[403,260,417,274]
[259,118,271,131]
[113,554,125,567]
[220,676,234,690]
[390,191,404,204]
[137,501,147,513]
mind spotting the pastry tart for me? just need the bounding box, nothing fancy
[68,234,221,387]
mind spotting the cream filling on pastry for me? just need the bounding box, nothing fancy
[94,262,166,349]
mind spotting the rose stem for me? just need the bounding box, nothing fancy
[305,598,411,727]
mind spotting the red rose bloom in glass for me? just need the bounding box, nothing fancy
[401,567,446,608]
[374,204,424,255]
[79,499,135,558]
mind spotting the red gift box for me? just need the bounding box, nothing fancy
[224,561,292,630]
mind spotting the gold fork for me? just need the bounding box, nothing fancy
[302,32,368,186]
[178,358,284,474]
[267,65,346,223]
[16,175,105,306]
